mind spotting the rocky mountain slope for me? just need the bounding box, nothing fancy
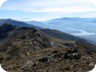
[0,24,96,72]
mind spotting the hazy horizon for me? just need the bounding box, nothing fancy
[0,0,96,21]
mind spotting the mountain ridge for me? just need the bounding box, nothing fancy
[0,19,42,29]
[0,24,95,72]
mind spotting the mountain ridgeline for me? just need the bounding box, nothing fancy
[0,24,96,72]
[0,19,42,29]
[0,18,96,45]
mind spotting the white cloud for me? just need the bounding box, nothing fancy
[1,0,96,13]
[67,28,96,36]
[25,7,95,13]
[89,0,96,7]
[0,0,7,8]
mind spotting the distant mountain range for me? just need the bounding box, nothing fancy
[27,17,96,33]
[27,17,96,45]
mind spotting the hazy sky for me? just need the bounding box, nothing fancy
[0,0,96,21]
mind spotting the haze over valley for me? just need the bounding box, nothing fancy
[27,17,96,45]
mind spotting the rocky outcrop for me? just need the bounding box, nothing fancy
[64,48,81,60]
